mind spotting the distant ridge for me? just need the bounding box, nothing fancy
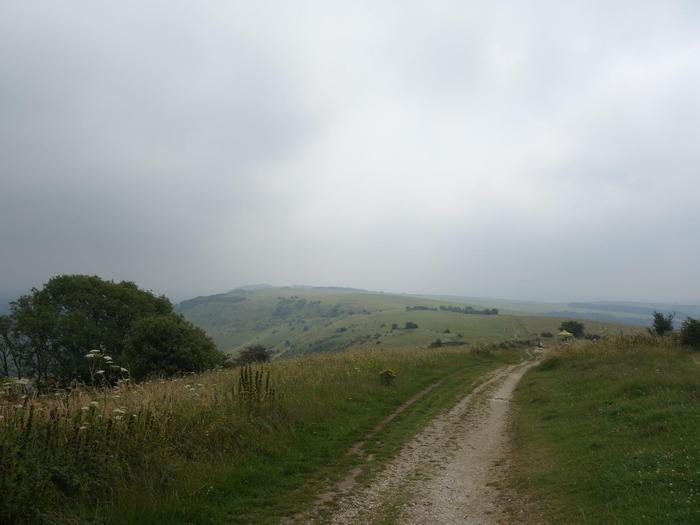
[235,283,274,292]
[289,285,368,293]
[568,301,700,319]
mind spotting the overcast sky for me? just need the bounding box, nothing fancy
[1,1,699,304]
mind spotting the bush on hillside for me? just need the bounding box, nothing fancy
[124,314,224,380]
[559,320,585,338]
[540,331,553,338]
[404,321,419,329]
[379,369,396,386]
[679,318,700,350]
[650,311,675,336]
[234,344,273,366]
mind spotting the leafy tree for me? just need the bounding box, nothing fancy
[124,314,224,380]
[234,344,272,366]
[0,315,24,378]
[650,311,674,336]
[559,320,585,338]
[10,275,172,386]
[679,318,700,350]
[404,321,418,329]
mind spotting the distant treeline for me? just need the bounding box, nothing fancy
[406,305,498,315]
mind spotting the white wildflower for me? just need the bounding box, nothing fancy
[14,404,23,409]
[79,425,88,430]
[81,406,89,411]
[120,367,128,373]
[112,407,127,414]
[85,353,96,358]
[90,401,99,407]
[114,415,123,421]
[96,370,105,375]
[103,356,113,362]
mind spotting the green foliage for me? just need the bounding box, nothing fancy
[404,321,418,329]
[9,275,172,386]
[379,368,396,386]
[540,331,553,338]
[559,320,585,338]
[679,317,700,350]
[233,344,272,366]
[124,314,224,381]
[650,311,674,336]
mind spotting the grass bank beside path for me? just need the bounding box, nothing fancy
[1,345,519,524]
[511,336,700,524]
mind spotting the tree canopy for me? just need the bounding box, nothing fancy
[233,344,272,366]
[125,314,224,380]
[4,275,223,387]
[650,311,674,336]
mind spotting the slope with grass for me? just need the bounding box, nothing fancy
[510,337,700,524]
[176,287,636,356]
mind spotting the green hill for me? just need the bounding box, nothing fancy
[176,287,638,357]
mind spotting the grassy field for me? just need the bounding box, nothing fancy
[176,287,637,356]
[511,336,700,524]
[0,344,519,524]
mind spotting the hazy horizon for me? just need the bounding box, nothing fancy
[2,1,699,305]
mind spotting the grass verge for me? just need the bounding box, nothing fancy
[511,336,700,524]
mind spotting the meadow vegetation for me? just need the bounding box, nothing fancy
[512,335,700,523]
[1,344,509,524]
[176,286,636,356]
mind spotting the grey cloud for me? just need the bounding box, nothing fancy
[1,1,699,303]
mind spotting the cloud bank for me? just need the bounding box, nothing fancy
[1,1,699,302]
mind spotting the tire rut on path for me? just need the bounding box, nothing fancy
[326,359,534,525]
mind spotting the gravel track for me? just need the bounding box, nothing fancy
[325,359,534,525]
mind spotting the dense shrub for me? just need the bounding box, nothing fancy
[124,314,224,380]
[679,318,700,350]
[233,344,273,366]
[650,311,675,336]
[379,369,396,386]
[559,320,585,338]
[404,321,419,329]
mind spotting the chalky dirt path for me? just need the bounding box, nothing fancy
[324,359,535,525]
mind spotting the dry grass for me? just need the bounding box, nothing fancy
[1,346,494,524]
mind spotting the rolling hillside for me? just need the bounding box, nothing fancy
[176,287,639,356]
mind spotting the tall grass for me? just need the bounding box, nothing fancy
[0,346,498,524]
